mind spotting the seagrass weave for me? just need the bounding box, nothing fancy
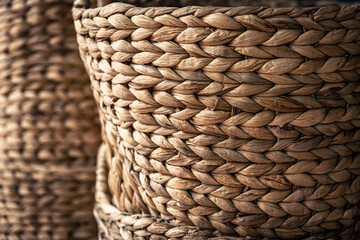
[0,0,100,239]
[74,0,360,239]
[96,144,251,240]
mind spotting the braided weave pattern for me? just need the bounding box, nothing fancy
[95,144,359,240]
[74,2,360,239]
[0,0,101,239]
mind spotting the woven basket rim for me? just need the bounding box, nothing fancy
[74,0,360,11]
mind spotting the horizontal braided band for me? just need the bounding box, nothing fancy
[95,144,246,240]
[74,2,360,239]
[82,0,356,8]
[95,144,359,239]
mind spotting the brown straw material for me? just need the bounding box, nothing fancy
[0,0,100,239]
[73,0,360,239]
[96,143,252,240]
[95,143,360,240]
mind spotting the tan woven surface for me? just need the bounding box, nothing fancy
[74,0,360,239]
[95,144,359,240]
[95,0,359,7]
[96,144,257,240]
[0,0,100,239]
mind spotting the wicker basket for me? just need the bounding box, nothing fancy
[74,0,360,239]
[0,0,100,239]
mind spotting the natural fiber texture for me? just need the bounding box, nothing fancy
[0,0,100,239]
[96,0,296,8]
[95,0,359,8]
[95,144,359,240]
[96,144,250,240]
[74,1,360,239]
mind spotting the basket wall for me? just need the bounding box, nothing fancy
[74,0,360,239]
[0,0,101,239]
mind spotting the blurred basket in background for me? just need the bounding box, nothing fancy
[0,0,101,239]
[74,0,360,239]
